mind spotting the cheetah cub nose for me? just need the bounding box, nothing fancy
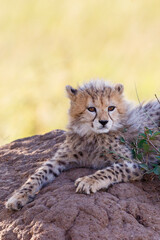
[99,120,108,126]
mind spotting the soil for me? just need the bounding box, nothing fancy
[0,130,160,240]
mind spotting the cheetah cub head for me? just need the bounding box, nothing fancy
[66,80,129,136]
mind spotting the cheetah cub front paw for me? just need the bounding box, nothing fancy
[5,191,34,211]
[75,175,101,194]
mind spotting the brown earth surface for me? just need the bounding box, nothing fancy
[0,130,160,240]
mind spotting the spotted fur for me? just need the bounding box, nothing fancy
[5,80,160,210]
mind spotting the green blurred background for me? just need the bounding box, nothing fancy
[0,0,160,145]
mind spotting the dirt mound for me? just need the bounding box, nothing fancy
[0,130,160,240]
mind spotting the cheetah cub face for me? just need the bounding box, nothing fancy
[66,80,129,136]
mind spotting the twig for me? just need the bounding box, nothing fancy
[134,82,158,129]
[134,82,141,105]
[155,94,160,104]
[146,136,160,154]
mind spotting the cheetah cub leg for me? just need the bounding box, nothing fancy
[5,160,65,210]
[6,149,77,211]
[75,162,143,194]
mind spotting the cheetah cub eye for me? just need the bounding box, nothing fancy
[108,106,116,112]
[87,107,96,112]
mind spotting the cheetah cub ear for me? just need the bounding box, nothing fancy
[66,85,78,100]
[115,83,124,94]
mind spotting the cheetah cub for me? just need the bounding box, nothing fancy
[6,80,160,210]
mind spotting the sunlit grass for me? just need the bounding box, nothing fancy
[0,0,160,144]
